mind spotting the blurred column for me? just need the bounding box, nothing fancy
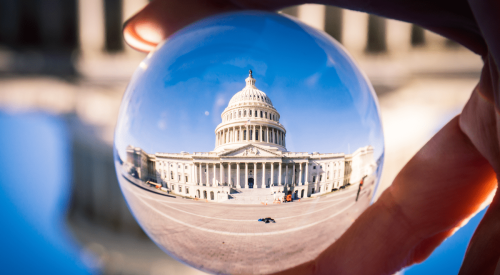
[324,6,343,43]
[297,4,326,31]
[78,0,105,56]
[366,14,387,53]
[425,29,447,49]
[386,19,412,54]
[342,10,369,56]
[411,24,426,47]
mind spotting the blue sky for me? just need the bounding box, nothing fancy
[115,11,384,162]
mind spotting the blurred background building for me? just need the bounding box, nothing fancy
[0,1,483,274]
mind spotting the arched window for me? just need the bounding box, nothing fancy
[254,110,257,117]
[243,130,247,140]
[249,110,252,117]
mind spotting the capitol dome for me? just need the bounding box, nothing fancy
[227,70,273,108]
[214,70,287,152]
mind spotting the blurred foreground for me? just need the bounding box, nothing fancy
[0,1,483,274]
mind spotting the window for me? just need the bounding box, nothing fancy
[244,110,246,116]
[186,187,189,194]
[260,111,263,117]
[249,110,252,117]
[205,169,207,172]
[171,171,174,179]
[178,175,181,181]
[250,130,253,140]
[313,176,316,182]
[244,130,247,140]
[239,111,241,117]
[265,112,267,118]
[256,130,259,140]
[320,166,323,169]
[185,176,188,182]
[255,110,257,117]
[313,166,316,169]
[179,186,182,192]
[185,166,187,169]
[327,171,330,179]
[319,175,322,181]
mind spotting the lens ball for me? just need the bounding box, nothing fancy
[114,11,384,274]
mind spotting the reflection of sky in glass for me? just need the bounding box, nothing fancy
[115,11,383,160]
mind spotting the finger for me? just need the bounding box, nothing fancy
[273,116,497,275]
[123,0,243,52]
[457,54,500,275]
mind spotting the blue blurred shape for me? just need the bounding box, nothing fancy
[0,112,92,275]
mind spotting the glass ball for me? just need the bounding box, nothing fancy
[114,11,384,274]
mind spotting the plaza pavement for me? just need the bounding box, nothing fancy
[119,171,375,274]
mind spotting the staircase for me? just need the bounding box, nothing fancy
[228,188,277,204]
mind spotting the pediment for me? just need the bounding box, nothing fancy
[220,144,281,157]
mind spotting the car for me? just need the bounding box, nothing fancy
[339,186,346,190]
[332,188,338,192]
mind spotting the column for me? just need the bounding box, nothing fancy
[78,0,105,58]
[182,163,185,183]
[213,163,216,186]
[299,163,303,185]
[292,163,296,185]
[220,163,223,185]
[205,164,209,186]
[285,164,288,185]
[233,127,235,143]
[167,161,170,182]
[176,163,179,182]
[305,161,309,184]
[228,162,232,187]
[260,126,263,141]
[199,163,202,185]
[266,127,269,143]
[237,163,240,188]
[271,163,274,186]
[262,162,266,188]
[278,162,282,186]
[245,163,249,188]
[254,162,258,187]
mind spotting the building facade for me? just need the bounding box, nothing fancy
[125,71,376,203]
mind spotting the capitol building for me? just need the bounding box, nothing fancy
[125,71,376,203]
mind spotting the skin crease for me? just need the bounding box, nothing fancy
[123,0,500,274]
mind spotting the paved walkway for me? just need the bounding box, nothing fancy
[120,171,374,274]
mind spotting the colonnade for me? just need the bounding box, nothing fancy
[215,125,285,147]
[191,162,315,188]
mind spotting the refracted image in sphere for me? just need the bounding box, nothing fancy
[114,11,384,275]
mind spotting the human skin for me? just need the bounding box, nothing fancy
[123,1,500,274]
